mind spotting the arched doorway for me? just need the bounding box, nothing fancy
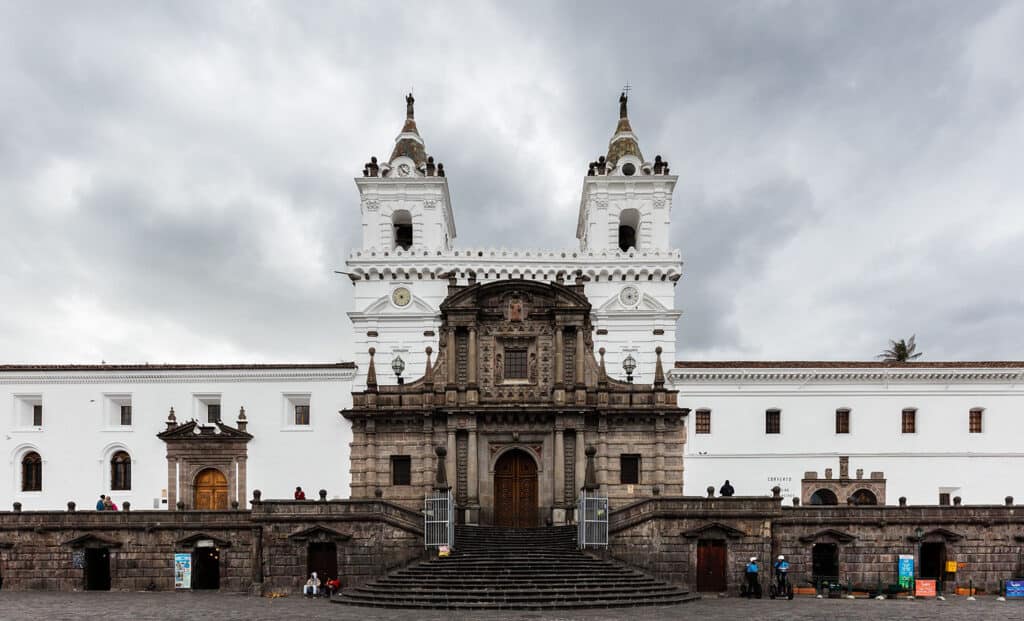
[493,449,538,528]
[193,468,228,510]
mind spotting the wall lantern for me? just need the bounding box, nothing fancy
[392,354,406,385]
[622,353,637,383]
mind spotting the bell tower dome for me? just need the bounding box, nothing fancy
[356,94,456,253]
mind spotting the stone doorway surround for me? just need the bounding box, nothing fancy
[157,408,252,510]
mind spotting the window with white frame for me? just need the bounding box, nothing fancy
[284,393,312,427]
[193,394,222,424]
[13,395,43,429]
[104,394,132,428]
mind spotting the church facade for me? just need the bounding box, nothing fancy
[0,92,1022,517]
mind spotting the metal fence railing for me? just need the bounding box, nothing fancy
[424,490,454,549]
[578,490,608,548]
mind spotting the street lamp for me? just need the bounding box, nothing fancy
[622,353,636,384]
[392,354,406,385]
[914,526,924,541]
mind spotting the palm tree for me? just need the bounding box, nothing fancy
[878,335,923,362]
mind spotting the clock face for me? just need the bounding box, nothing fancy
[620,286,640,307]
[392,287,411,307]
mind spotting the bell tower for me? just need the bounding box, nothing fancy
[576,93,682,383]
[356,94,456,253]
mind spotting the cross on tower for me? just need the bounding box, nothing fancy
[622,82,632,97]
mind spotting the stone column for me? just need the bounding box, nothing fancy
[654,414,665,488]
[554,329,564,386]
[554,423,565,519]
[167,457,178,510]
[575,430,586,501]
[446,427,457,499]
[468,427,479,501]
[467,327,478,385]
[574,326,585,386]
[446,329,456,383]
[250,526,264,593]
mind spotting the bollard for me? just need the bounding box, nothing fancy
[176,501,185,510]
[123,501,131,512]
[252,489,262,505]
[230,500,239,510]
[319,489,327,501]
[12,502,21,512]
[706,486,715,498]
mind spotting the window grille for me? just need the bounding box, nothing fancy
[835,409,850,434]
[111,451,131,490]
[695,409,711,434]
[902,409,916,434]
[505,349,528,379]
[22,452,42,491]
[295,404,310,425]
[969,408,983,433]
[765,409,781,434]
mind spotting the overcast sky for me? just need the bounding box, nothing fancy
[2,1,1022,365]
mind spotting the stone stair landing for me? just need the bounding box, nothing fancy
[334,525,698,610]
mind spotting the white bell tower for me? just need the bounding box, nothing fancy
[576,93,682,382]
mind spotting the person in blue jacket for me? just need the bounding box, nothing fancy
[95,495,106,511]
[745,557,761,598]
[774,555,790,592]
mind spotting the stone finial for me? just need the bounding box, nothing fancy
[251,489,262,505]
[67,501,76,512]
[772,486,782,499]
[374,487,383,498]
[953,496,962,506]
[825,468,833,480]
[319,489,328,501]
[123,502,131,511]
[166,406,177,430]
[426,156,436,176]
[706,486,715,498]
[237,406,247,433]
[856,468,864,480]
[582,446,599,492]
[899,496,907,507]
[437,162,445,177]
[424,346,434,384]
[176,501,185,510]
[434,445,450,491]
[366,347,378,391]
[598,348,608,385]
[1006,496,1014,506]
[654,346,665,388]
[13,502,22,512]
[231,500,239,510]
[792,498,800,506]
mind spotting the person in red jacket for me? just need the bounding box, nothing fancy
[294,486,306,500]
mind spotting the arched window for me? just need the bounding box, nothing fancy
[618,209,640,251]
[111,451,131,491]
[392,210,413,250]
[809,489,838,505]
[850,489,877,506]
[21,451,42,491]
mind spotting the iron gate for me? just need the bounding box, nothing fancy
[578,490,608,548]
[424,489,454,549]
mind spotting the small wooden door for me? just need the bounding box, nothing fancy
[494,450,538,528]
[696,539,727,592]
[308,542,339,583]
[194,468,228,510]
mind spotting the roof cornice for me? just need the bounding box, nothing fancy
[0,365,357,385]
[669,366,1024,385]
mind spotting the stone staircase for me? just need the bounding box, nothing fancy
[334,525,698,610]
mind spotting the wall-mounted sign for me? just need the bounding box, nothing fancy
[174,553,192,589]
[945,560,958,573]
[897,554,914,589]
[196,539,214,548]
[71,550,86,569]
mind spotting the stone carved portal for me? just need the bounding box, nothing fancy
[494,449,538,527]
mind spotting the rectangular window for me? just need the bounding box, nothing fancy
[294,404,310,426]
[120,405,132,426]
[902,409,916,434]
[765,409,781,434]
[391,455,412,486]
[695,409,711,434]
[620,454,640,485]
[835,409,850,434]
[504,348,528,379]
[32,404,43,427]
[939,493,950,506]
[969,408,983,433]
[207,403,221,423]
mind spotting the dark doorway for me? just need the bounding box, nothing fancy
[191,546,220,590]
[920,542,946,579]
[84,548,111,591]
[812,543,839,582]
[696,539,727,592]
[493,449,538,528]
[809,489,838,505]
[307,542,338,583]
[618,225,636,252]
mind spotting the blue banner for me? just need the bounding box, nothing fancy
[1007,580,1024,598]
[898,554,914,590]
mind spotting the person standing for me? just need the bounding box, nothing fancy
[745,557,761,598]
[719,480,735,497]
[96,495,106,511]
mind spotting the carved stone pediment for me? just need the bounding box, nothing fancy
[62,534,122,548]
[157,421,252,443]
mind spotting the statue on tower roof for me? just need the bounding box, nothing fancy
[619,92,628,119]
[406,93,415,119]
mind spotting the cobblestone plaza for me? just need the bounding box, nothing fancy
[1,592,1021,621]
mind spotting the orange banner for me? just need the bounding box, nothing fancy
[915,579,937,597]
